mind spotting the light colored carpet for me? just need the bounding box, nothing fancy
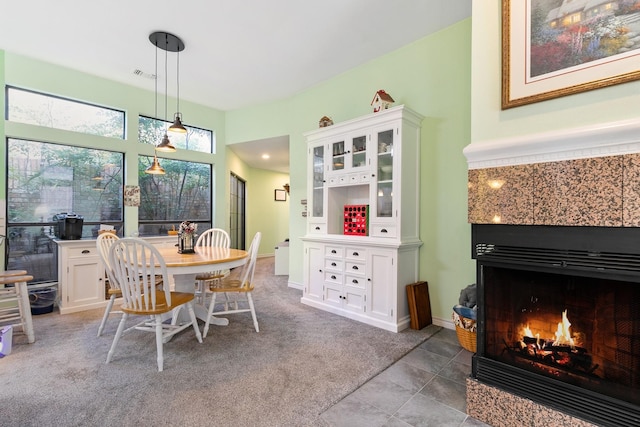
[0,257,436,426]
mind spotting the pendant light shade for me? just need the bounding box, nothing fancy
[156,132,176,152]
[168,112,187,134]
[145,154,166,175]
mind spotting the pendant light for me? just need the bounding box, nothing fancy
[145,154,166,175]
[168,47,187,134]
[147,31,186,135]
[152,32,176,153]
[146,33,166,174]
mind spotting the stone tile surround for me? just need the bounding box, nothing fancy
[466,379,597,427]
[467,154,640,226]
[464,119,640,425]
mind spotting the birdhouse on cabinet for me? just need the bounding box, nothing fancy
[371,90,394,112]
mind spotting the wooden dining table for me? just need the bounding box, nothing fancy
[155,245,249,325]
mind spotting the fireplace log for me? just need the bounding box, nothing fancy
[506,341,597,376]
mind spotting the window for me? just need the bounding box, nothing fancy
[138,115,214,153]
[6,138,124,283]
[6,86,125,139]
[137,156,212,236]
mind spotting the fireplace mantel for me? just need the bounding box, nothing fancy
[463,118,640,170]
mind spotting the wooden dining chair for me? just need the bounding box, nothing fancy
[194,228,230,303]
[202,232,261,338]
[96,232,121,336]
[106,238,202,372]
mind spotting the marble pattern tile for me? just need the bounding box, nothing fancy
[468,165,534,225]
[623,153,640,226]
[534,157,623,226]
[466,379,597,427]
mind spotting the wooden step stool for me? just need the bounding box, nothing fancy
[0,271,35,343]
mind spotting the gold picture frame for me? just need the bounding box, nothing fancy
[502,0,640,109]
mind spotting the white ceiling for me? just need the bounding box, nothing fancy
[0,1,471,173]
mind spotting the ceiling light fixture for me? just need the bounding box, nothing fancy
[146,154,166,175]
[148,31,187,135]
[150,31,178,153]
[168,45,187,134]
[146,31,182,175]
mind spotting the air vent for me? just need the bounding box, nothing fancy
[475,244,640,273]
[133,69,156,80]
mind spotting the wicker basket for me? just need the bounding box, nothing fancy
[455,316,477,353]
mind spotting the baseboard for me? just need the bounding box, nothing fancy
[288,280,302,290]
[431,316,455,330]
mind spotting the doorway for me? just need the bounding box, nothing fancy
[229,172,246,250]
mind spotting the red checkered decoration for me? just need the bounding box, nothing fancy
[344,205,369,236]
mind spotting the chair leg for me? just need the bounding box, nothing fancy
[247,293,259,333]
[154,315,164,372]
[106,312,128,364]
[195,280,204,304]
[15,281,35,343]
[187,302,203,343]
[203,293,218,338]
[97,294,116,337]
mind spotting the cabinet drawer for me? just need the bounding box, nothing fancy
[324,259,344,271]
[348,172,371,184]
[324,271,343,284]
[345,261,365,276]
[324,246,345,257]
[66,246,98,258]
[370,224,397,238]
[345,275,366,289]
[345,247,366,260]
[308,222,327,234]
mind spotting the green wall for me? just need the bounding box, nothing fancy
[471,1,640,143]
[226,20,475,324]
[226,148,290,254]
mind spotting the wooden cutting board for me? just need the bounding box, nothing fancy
[406,281,432,330]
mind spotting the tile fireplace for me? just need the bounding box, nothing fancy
[471,224,640,427]
[464,118,640,426]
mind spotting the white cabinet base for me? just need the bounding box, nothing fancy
[300,295,411,332]
[56,236,176,314]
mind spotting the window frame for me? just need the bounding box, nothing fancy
[6,85,126,139]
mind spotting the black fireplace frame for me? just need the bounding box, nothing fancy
[471,224,640,427]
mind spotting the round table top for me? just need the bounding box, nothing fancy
[155,246,248,268]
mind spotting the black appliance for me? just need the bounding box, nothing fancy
[53,213,84,240]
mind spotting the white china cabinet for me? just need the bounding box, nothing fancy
[301,105,423,332]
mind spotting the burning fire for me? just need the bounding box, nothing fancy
[514,310,594,374]
[522,310,575,349]
[553,310,574,347]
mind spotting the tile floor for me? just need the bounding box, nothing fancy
[319,325,491,427]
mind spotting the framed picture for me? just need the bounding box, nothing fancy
[274,189,287,201]
[502,0,640,109]
[124,185,140,207]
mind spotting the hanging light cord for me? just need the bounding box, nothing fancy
[176,50,180,115]
[154,40,158,124]
[164,34,169,126]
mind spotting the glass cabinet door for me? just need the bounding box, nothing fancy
[312,144,325,218]
[351,135,367,169]
[331,134,367,172]
[376,129,394,218]
[331,140,345,172]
